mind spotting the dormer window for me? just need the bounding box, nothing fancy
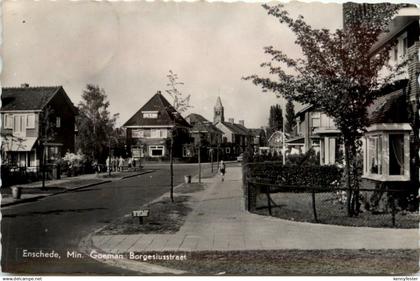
[142,111,158,119]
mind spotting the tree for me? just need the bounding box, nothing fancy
[76,84,117,163]
[38,106,57,188]
[165,70,192,114]
[245,4,404,216]
[285,99,296,135]
[268,104,283,138]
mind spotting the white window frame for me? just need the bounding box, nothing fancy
[362,123,411,182]
[142,111,158,119]
[397,32,408,62]
[132,129,144,138]
[226,147,231,154]
[148,145,165,157]
[26,114,35,129]
[4,114,13,129]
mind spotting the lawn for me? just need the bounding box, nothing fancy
[141,249,419,275]
[97,181,206,235]
[254,192,419,228]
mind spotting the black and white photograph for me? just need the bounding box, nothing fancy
[1,0,419,278]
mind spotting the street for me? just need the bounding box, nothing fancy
[1,163,213,275]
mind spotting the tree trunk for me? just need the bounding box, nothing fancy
[344,141,353,217]
[170,136,174,203]
[42,144,46,189]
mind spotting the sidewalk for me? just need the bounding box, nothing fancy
[1,169,152,207]
[90,166,418,253]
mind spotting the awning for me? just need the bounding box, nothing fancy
[2,137,38,152]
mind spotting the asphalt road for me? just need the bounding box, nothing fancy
[1,163,213,275]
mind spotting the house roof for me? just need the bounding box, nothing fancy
[123,92,191,128]
[1,86,64,112]
[248,128,264,137]
[2,136,38,152]
[367,88,409,124]
[185,113,223,134]
[220,121,249,136]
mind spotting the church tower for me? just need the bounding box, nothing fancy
[214,96,224,124]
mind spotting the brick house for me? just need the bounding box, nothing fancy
[358,5,419,191]
[286,105,341,165]
[184,113,223,160]
[123,91,191,160]
[213,97,252,159]
[1,85,77,171]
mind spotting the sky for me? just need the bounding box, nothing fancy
[2,1,343,128]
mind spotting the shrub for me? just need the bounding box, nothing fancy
[244,162,343,191]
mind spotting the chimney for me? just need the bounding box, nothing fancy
[21,83,29,88]
[239,120,244,126]
[228,118,234,123]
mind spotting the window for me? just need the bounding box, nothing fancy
[149,145,165,157]
[132,129,144,138]
[13,115,26,137]
[183,145,193,157]
[143,111,158,119]
[402,37,408,57]
[151,129,160,138]
[393,46,398,61]
[56,117,61,128]
[26,114,35,129]
[226,147,231,154]
[363,125,411,181]
[367,135,382,175]
[46,146,61,162]
[311,112,320,128]
[143,130,151,138]
[389,134,404,176]
[4,114,13,129]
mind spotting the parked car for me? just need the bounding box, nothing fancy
[237,153,243,162]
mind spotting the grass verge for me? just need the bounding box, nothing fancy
[255,192,419,228]
[98,195,192,235]
[143,249,419,275]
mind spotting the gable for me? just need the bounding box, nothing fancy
[123,92,191,128]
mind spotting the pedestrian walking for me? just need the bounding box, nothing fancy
[219,160,226,182]
[118,156,124,172]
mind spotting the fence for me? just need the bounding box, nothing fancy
[243,162,418,228]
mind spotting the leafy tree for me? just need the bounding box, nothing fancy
[267,104,283,138]
[259,129,268,146]
[285,99,296,134]
[245,4,403,216]
[166,70,192,114]
[76,84,117,163]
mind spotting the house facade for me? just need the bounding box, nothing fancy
[288,105,341,165]
[184,113,223,161]
[213,97,251,159]
[123,91,191,160]
[1,85,77,171]
[357,5,419,189]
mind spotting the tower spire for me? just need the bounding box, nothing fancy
[214,96,224,124]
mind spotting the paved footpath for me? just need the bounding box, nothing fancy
[91,166,419,253]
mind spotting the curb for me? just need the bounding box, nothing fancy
[1,180,112,208]
[1,170,156,208]
[82,171,219,274]
[120,170,154,180]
